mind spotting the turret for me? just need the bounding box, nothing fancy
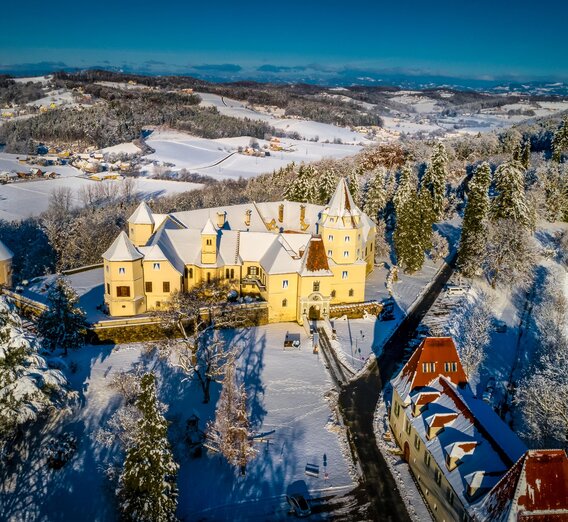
[128,201,155,247]
[319,178,364,265]
[201,218,217,265]
[102,231,146,316]
[0,240,13,288]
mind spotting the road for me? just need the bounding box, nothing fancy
[337,256,456,521]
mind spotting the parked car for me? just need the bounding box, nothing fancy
[286,494,311,518]
[445,285,465,296]
[482,377,496,404]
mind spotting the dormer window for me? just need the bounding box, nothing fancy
[444,362,458,372]
[153,262,160,270]
[422,362,436,373]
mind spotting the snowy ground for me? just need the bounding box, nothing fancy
[196,92,372,144]
[0,324,355,521]
[143,130,362,180]
[0,175,201,221]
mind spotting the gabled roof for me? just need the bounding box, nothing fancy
[300,237,332,276]
[102,231,143,261]
[476,450,568,521]
[392,337,468,401]
[128,201,155,225]
[0,240,13,261]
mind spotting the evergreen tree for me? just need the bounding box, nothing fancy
[318,168,338,205]
[552,117,568,162]
[491,160,531,228]
[458,163,492,277]
[283,165,317,203]
[206,356,257,475]
[520,140,531,169]
[37,277,87,356]
[417,187,435,253]
[118,373,178,522]
[422,142,448,220]
[394,182,425,273]
[393,164,416,216]
[362,167,388,221]
[348,168,361,207]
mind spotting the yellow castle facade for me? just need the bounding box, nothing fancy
[102,178,376,324]
[0,240,13,288]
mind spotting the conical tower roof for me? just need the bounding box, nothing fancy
[201,218,217,235]
[102,231,143,261]
[327,177,360,217]
[128,201,155,225]
[0,240,13,261]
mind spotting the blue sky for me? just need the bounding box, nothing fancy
[1,0,567,80]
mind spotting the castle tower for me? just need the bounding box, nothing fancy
[0,240,13,288]
[201,218,217,265]
[102,231,146,316]
[128,201,155,247]
[319,177,364,265]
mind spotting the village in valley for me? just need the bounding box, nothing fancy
[1,11,568,520]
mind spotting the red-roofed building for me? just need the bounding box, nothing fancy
[474,449,568,521]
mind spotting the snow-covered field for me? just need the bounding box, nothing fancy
[197,92,371,144]
[0,175,201,221]
[0,324,355,521]
[143,130,362,180]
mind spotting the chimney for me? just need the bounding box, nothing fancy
[217,211,226,228]
[300,204,306,222]
[278,203,284,223]
[244,209,252,227]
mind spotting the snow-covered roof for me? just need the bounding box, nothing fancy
[0,240,13,261]
[128,201,155,225]
[299,237,333,276]
[201,218,217,236]
[102,231,143,262]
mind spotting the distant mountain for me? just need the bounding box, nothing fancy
[1,61,567,96]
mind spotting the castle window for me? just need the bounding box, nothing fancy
[422,362,436,373]
[424,451,431,468]
[145,282,153,293]
[118,267,126,275]
[230,268,234,279]
[313,281,320,292]
[434,467,442,486]
[349,288,354,297]
[331,290,336,298]
[226,268,230,279]
[163,281,170,293]
[405,418,411,435]
[106,265,109,273]
[116,286,130,297]
[394,401,400,418]
[343,250,349,257]
[206,239,212,246]
[106,283,110,294]
[414,434,421,451]
[447,489,454,506]
[344,236,350,243]
[342,271,348,279]
[282,280,289,289]
[188,268,193,278]
[282,298,287,307]
[207,273,211,283]
[327,250,332,256]
[248,266,258,276]
[328,234,334,241]
[153,263,160,270]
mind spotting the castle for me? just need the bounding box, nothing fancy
[0,240,13,288]
[102,178,377,323]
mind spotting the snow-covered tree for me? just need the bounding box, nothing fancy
[317,168,338,205]
[0,297,70,445]
[348,169,361,207]
[483,219,536,288]
[394,182,425,273]
[206,356,257,475]
[37,277,87,356]
[363,167,388,220]
[118,373,178,522]
[458,162,492,277]
[520,140,531,169]
[283,165,317,203]
[491,160,531,229]
[429,231,449,262]
[393,164,417,216]
[445,291,493,379]
[552,117,568,162]
[516,268,568,447]
[422,142,448,220]
[374,219,390,261]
